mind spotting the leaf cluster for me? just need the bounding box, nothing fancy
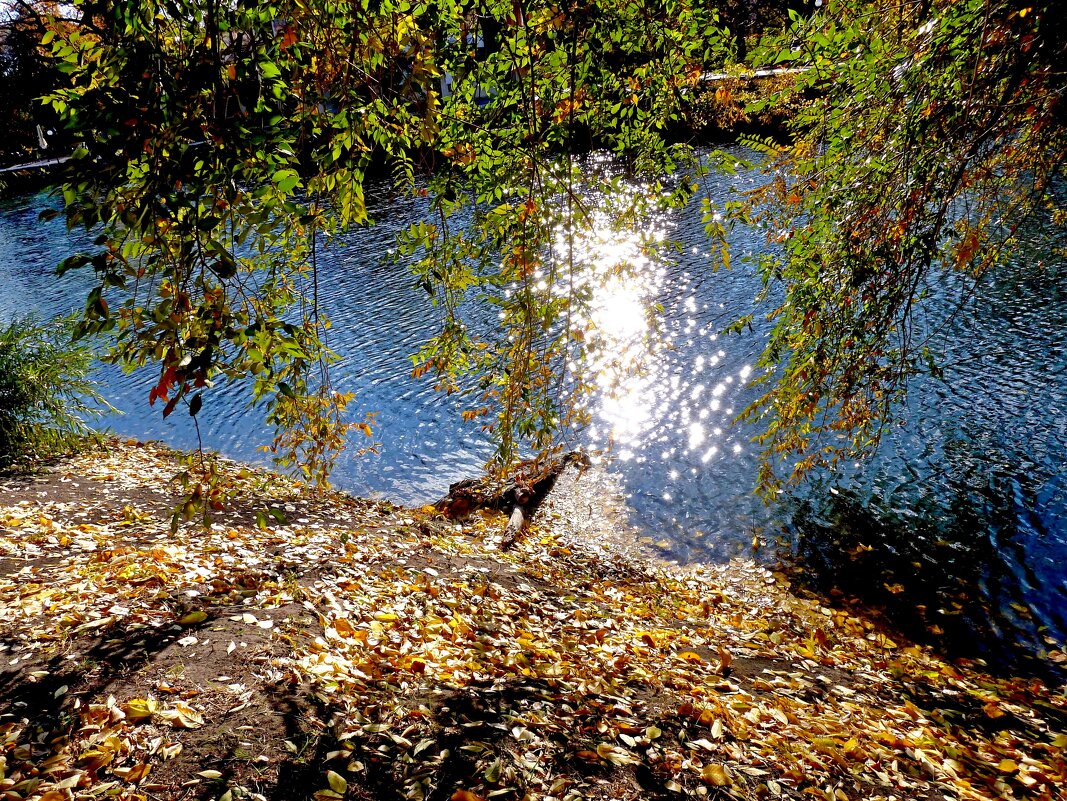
[42,0,737,479]
[739,0,1067,492]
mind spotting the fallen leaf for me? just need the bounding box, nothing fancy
[122,697,158,720]
[451,791,487,801]
[334,618,357,637]
[596,742,639,765]
[700,764,731,786]
[717,645,733,675]
[327,770,347,793]
[158,700,204,728]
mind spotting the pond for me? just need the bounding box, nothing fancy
[1,163,1065,679]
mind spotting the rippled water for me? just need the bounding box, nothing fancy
[2,165,1065,676]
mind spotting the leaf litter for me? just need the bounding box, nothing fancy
[0,439,1064,801]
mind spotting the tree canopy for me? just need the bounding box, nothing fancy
[740,0,1067,490]
[18,0,1067,493]
[37,0,731,485]
[0,1,71,162]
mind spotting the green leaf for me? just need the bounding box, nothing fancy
[272,169,301,194]
[56,253,91,275]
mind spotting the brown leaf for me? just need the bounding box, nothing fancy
[716,645,733,675]
[451,791,487,801]
[700,764,731,786]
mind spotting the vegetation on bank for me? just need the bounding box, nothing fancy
[0,314,107,469]
[1,440,1065,801]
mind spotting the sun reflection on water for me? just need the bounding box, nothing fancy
[553,193,755,481]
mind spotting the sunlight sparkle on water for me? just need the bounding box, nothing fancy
[554,189,750,478]
[688,422,705,449]
[562,208,667,446]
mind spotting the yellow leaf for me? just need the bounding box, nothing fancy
[113,762,152,782]
[842,738,866,760]
[122,697,158,720]
[406,657,426,673]
[79,749,115,770]
[326,770,347,793]
[998,759,1019,773]
[700,764,731,786]
[179,610,208,625]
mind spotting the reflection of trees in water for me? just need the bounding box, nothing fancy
[785,450,1067,681]
[780,245,1067,681]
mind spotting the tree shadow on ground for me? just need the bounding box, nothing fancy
[310,677,678,801]
[0,622,174,727]
[0,613,343,801]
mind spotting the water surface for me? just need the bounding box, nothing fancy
[2,168,1064,677]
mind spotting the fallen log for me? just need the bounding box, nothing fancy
[435,451,589,548]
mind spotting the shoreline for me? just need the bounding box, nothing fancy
[1,438,1065,800]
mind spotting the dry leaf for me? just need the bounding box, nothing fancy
[158,700,204,728]
[451,791,487,801]
[717,645,733,675]
[700,764,731,786]
[326,770,347,793]
[122,697,158,720]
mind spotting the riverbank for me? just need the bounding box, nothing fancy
[1,439,1065,801]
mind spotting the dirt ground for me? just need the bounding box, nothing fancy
[1,440,1064,801]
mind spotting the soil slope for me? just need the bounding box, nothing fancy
[1,440,1064,801]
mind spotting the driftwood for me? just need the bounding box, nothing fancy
[436,451,589,549]
[500,486,532,550]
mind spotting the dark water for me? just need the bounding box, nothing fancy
[1,168,1065,678]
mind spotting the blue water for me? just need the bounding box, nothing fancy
[2,169,1065,677]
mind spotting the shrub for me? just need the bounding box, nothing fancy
[0,314,108,468]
